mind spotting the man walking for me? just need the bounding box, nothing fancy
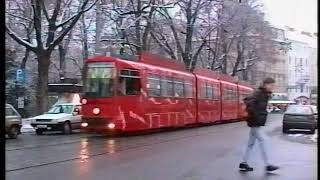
[239,77,279,172]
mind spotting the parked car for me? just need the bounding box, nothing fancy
[5,104,22,139]
[30,103,82,135]
[282,105,317,134]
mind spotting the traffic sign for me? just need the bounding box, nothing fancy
[16,69,26,84]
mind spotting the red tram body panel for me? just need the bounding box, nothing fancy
[194,68,221,124]
[81,53,253,133]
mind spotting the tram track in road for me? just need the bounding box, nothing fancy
[6,122,245,173]
[6,134,97,151]
[6,120,242,152]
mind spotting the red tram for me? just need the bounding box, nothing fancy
[80,52,253,133]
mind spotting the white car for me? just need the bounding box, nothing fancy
[30,103,82,135]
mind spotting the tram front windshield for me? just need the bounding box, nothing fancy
[84,62,115,97]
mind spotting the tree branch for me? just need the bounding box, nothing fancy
[50,0,62,22]
[40,0,50,21]
[150,32,176,59]
[31,0,43,49]
[48,0,97,51]
[6,11,33,22]
[56,0,97,28]
[6,26,36,52]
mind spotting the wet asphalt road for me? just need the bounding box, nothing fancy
[6,114,317,180]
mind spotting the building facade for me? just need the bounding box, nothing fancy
[285,27,317,104]
[247,26,288,93]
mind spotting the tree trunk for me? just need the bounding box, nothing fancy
[231,40,243,76]
[36,53,51,115]
[135,0,142,54]
[81,14,89,60]
[221,40,228,74]
[242,69,248,80]
[20,48,30,69]
[95,0,103,55]
[184,0,194,69]
[58,44,66,80]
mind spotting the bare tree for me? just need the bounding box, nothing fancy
[6,0,97,114]
[202,0,274,78]
[98,0,175,56]
[151,0,222,71]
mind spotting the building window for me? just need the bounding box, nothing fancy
[306,59,308,65]
[289,56,291,64]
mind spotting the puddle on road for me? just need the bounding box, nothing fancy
[79,139,89,163]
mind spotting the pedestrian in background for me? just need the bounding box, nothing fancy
[239,77,279,172]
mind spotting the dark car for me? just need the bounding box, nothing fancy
[282,105,317,134]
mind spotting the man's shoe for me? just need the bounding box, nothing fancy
[239,162,253,171]
[266,165,279,172]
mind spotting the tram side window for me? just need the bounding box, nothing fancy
[206,84,213,99]
[118,70,141,95]
[239,92,244,102]
[223,88,232,100]
[223,89,228,100]
[200,83,206,99]
[185,82,193,98]
[161,77,174,97]
[229,89,233,100]
[147,75,161,97]
[234,89,238,101]
[174,80,185,98]
[213,86,220,100]
[231,89,236,101]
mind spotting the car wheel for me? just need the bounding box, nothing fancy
[35,129,44,135]
[8,125,19,139]
[63,121,72,135]
[282,127,289,134]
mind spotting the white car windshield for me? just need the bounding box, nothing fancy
[47,105,74,114]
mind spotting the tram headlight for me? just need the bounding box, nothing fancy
[93,108,100,115]
[81,122,88,127]
[107,123,115,129]
[81,98,87,105]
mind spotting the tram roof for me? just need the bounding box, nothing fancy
[85,52,252,89]
[86,52,188,72]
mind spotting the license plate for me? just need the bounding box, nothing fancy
[37,125,47,128]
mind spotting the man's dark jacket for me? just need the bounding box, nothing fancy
[244,87,272,127]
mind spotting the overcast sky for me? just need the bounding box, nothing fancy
[260,0,317,32]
